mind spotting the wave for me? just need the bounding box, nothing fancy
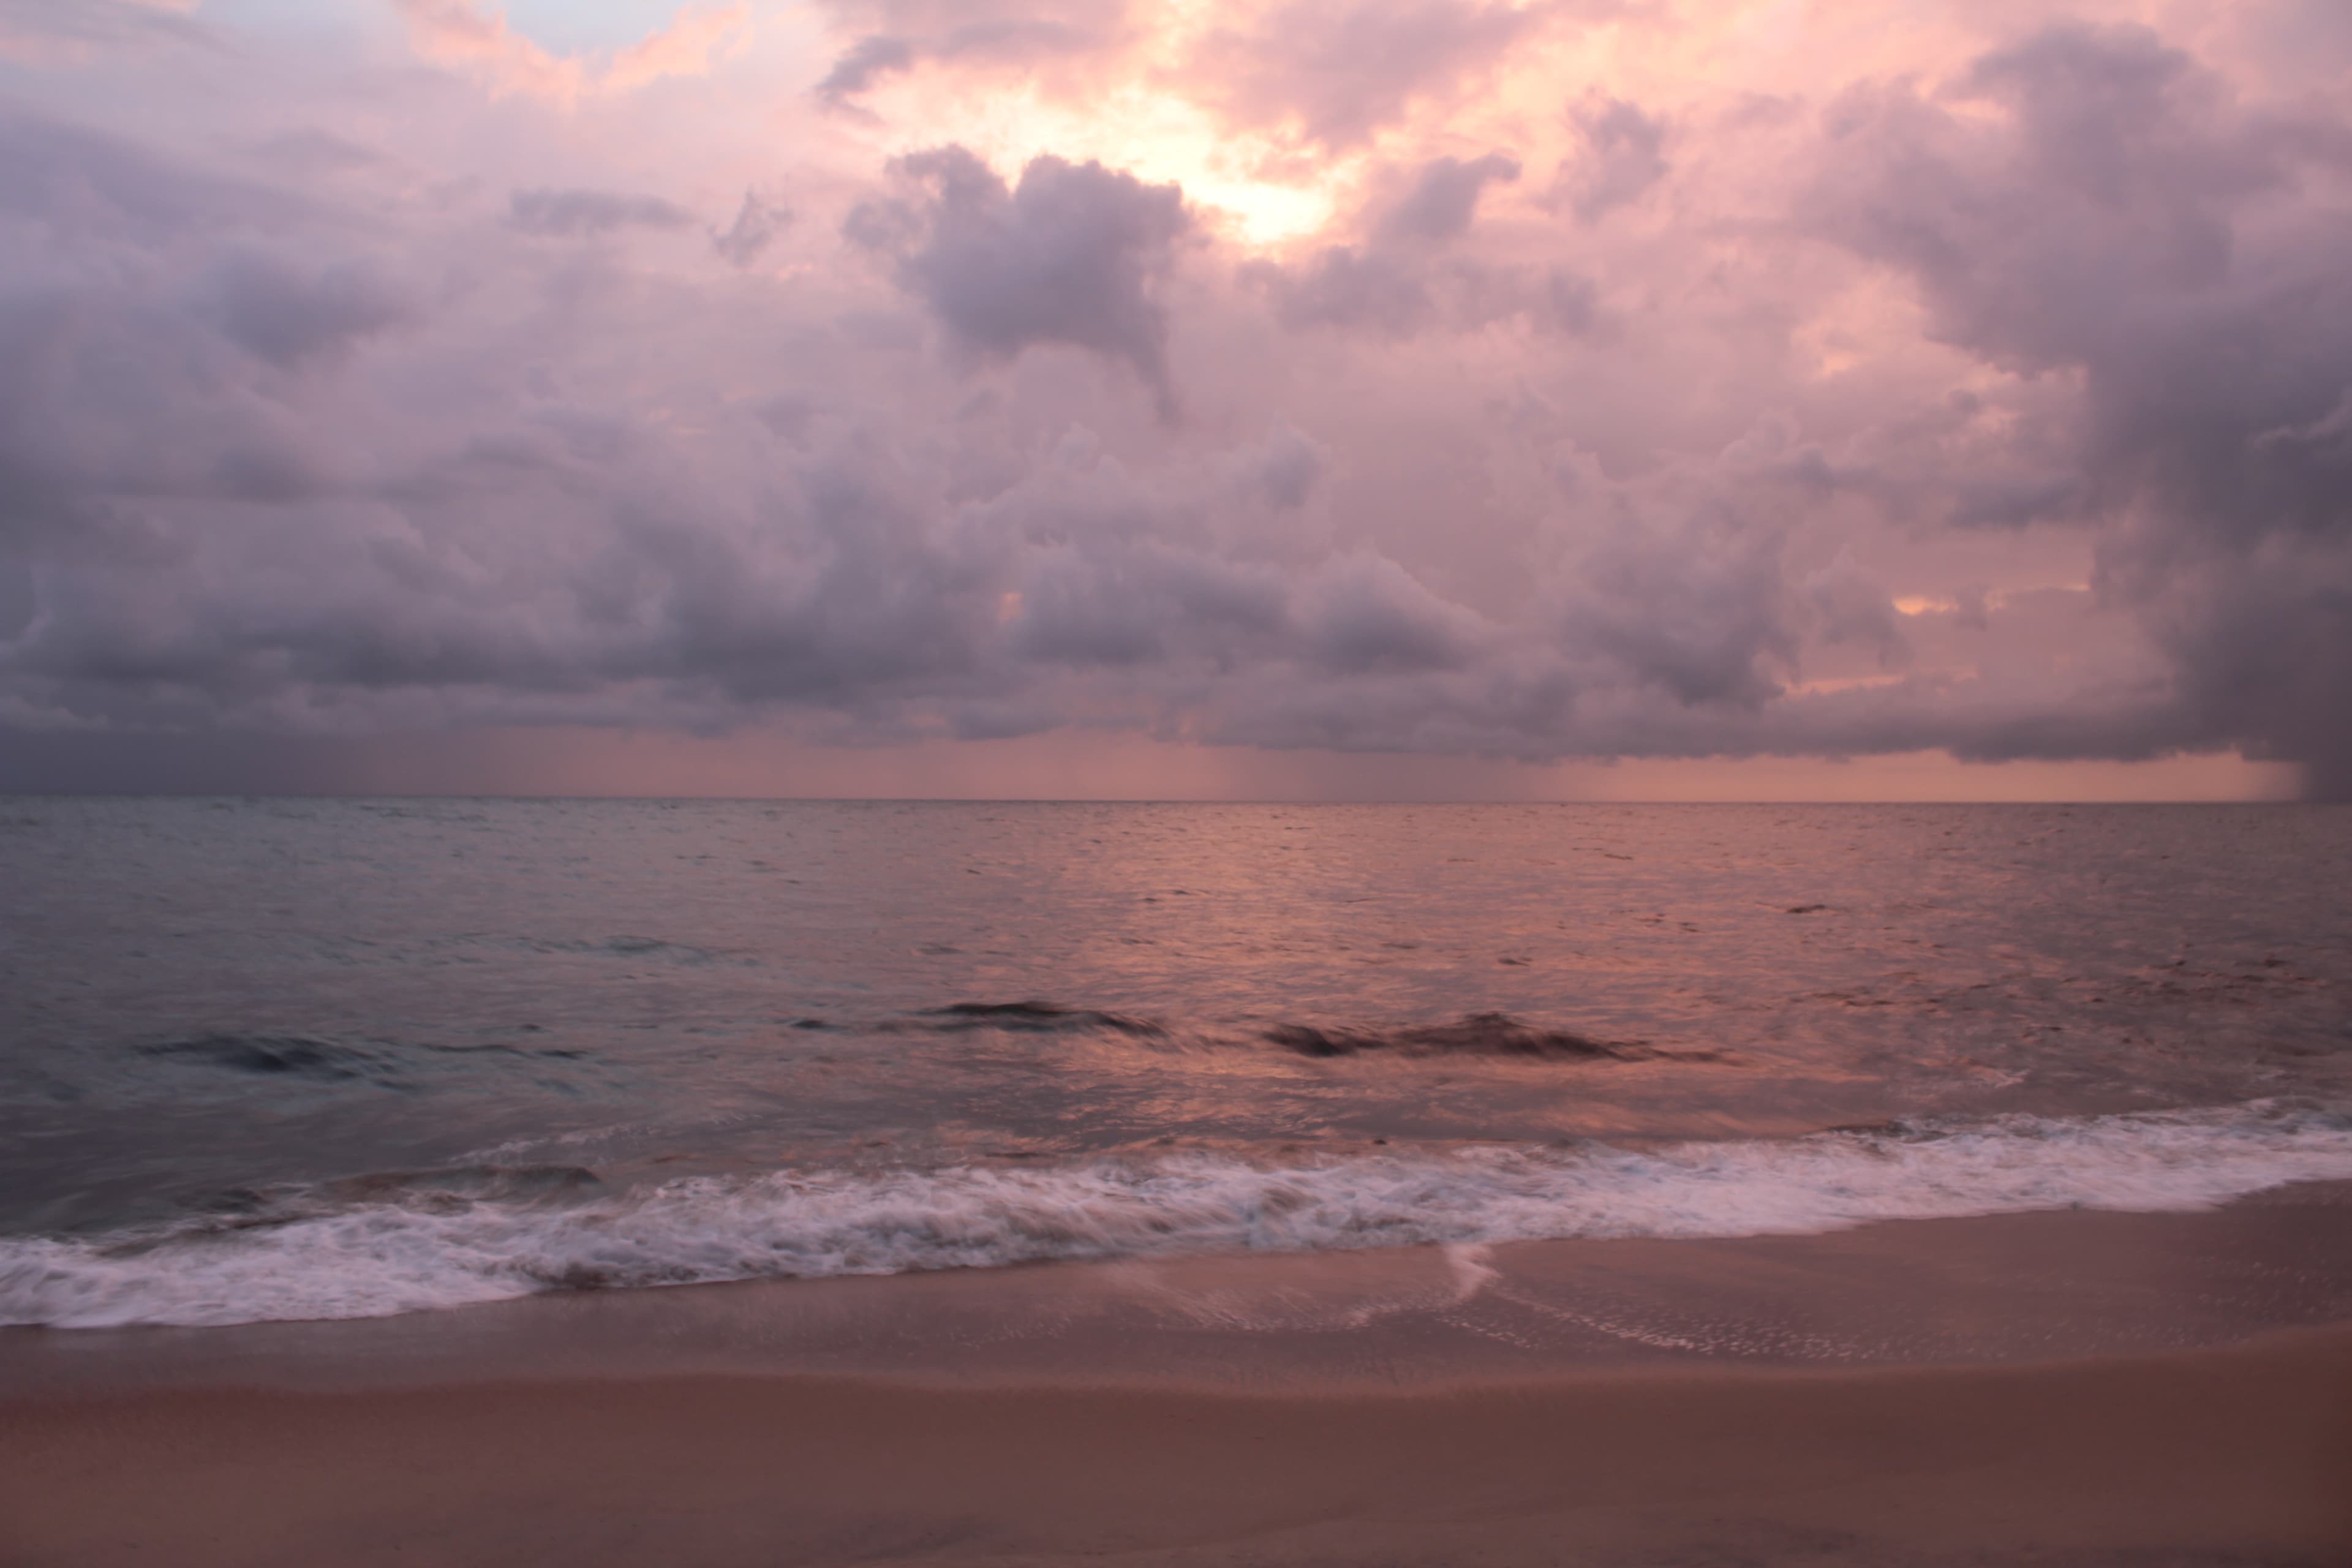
[5,1101,2350,1330]
[1264,1012,1710,1061]
[915,1001,1166,1038]
[140,1034,401,1080]
[890,1003,1691,1059]
[134,1033,594,1088]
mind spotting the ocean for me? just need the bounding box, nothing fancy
[4,797,2350,1332]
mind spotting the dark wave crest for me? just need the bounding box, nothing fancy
[137,1033,591,1087]
[919,1001,1166,1038]
[140,1034,396,1080]
[1265,1012,1711,1062]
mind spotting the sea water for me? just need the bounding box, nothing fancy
[4,799,2348,1328]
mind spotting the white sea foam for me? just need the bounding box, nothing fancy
[6,1101,2351,1329]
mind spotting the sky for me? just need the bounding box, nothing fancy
[0,0,2346,799]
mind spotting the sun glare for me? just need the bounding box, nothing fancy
[867,78,1343,249]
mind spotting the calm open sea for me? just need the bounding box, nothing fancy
[4,799,2349,1329]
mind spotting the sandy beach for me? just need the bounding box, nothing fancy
[9,1191,2351,1567]
[8,1326,2350,1567]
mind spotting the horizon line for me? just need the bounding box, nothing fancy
[1,792,2331,807]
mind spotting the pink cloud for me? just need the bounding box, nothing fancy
[392,0,750,104]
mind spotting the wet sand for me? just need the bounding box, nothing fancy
[7,1190,2352,1567]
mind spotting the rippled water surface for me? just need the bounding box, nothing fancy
[4,800,2350,1325]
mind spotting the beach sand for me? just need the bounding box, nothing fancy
[7,1188,2352,1567]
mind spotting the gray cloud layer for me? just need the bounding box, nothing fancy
[1809,22,2352,791]
[847,148,1193,412]
[1247,151,1567,338]
[509,187,696,237]
[0,8,2348,794]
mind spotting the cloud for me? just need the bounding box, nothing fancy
[846,147,1193,414]
[2,7,2346,799]
[812,0,1138,105]
[1183,0,1551,150]
[816,34,916,100]
[1297,553,1491,673]
[1248,151,1544,337]
[392,0,586,101]
[0,0,214,61]
[202,252,412,369]
[1556,95,1667,222]
[1556,513,1796,710]
[0,104,2132,782]
[605,3,750,93]
[0,111,303,237]
[1252,245,1437,336]
[393,0,748,103]
[1376,153,1522,244]
[711,191,791,267]
[508,187,695,237]
[1807,21,2352,793]
[1801,549,1910,669]
[1242,424,1327,510]
[241,130,386,176]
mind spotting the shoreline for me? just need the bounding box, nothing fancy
[10,1190,2352,1565]
[10,1178,2352,1394]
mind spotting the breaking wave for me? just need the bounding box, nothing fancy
[6,1101,2350,1330]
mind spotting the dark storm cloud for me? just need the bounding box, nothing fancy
[1809,21,2352,793]
[846,146,1192,412]
[1555,516,1796,710]
[1006,543,1284,668]
[508,187,695,238]
[1297,554,1490,674]
[0,729,364,796]
[0,385,1483,747]
[203,252,411,369]
[998,552,1491,703]
[0,281,330,532]
[0,111,302,236]
[982,482,1484,681]
[2,422,1003,728]
[1802,552,1911,669]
